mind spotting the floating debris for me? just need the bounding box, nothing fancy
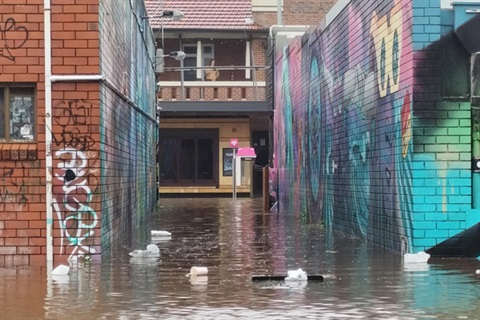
[252,268,323,282]
[186,266,208,277]
[404,251,430,263]
[151,230,172,238]
[51,264,69,276]
[129,244,160,258]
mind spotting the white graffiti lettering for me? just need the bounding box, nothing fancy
[53,148,98,260]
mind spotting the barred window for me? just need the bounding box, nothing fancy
[0,86,35,142]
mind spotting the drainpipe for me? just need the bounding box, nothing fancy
[277,0,282,25]
[44,0,53,264]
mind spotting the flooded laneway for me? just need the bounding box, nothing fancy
[2,197,480,319]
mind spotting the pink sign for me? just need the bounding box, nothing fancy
[230,138,238,148]
[236,148,256,157]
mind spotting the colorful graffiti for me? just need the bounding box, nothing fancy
[274,0,414,252]
[98,0,157,253]
[53,148,99,261]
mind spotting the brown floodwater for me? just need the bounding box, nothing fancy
[2,197,480,319]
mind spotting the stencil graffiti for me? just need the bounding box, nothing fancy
[53,100,96,151]
[53,148,99,260]
[0,18,29,61]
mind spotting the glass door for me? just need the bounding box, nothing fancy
[158,129,218,186]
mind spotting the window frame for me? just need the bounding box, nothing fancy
[182,43,215,80]
[0,83,36,143]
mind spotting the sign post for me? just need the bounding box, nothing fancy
[230,139,238,200]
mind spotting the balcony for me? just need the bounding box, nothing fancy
[156,37,270,114]
[157,80,266,101]
[157,79,269,115]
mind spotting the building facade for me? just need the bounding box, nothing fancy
[0,0,157,266]
[149,0,335,196]
[273,0,480,256]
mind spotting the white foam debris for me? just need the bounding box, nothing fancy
[151,230,171,237]
[284,268,308,281]
[404,251,430,263]
[51,264,70,276]
[129,244,160,258]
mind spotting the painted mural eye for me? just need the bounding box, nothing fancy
[380,39,386,91]
[392,30,399,84]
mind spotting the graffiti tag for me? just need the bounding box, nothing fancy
[0,18,29,61]
[53,148,99,260]
[0,166,28,204]
[53,100,97,151]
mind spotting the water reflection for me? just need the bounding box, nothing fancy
[2,198,480,319]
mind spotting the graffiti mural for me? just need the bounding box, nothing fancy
[98,0,157,253]
[274,0,414,252]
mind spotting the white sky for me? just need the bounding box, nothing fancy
[441,0,480,8]
[326,0,480,28]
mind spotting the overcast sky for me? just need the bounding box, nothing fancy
[441,0,480,8]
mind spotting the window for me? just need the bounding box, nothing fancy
[0,85,35,142]
[182,43,214,81]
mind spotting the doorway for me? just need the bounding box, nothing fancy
[251,131,269,196]
[158,129,219,186]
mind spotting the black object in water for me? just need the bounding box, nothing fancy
[251,275,324,282]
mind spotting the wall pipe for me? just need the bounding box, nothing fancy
[277,0,282,25]
[50,75,105,82]
[44,0,53,264]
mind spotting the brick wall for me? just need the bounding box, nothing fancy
[0,0,101,266]
[0,0,157,266]
[410,0,475,254]
[49,1,102,265]
[253,0,336,27]
[0,1,40,266]
[159,86,266,101]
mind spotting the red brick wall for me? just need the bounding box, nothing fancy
[0,0,101,267]
[253,0,336,27]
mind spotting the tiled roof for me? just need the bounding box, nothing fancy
[145,0,266,31]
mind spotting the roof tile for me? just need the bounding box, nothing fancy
[145,0,266,30]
